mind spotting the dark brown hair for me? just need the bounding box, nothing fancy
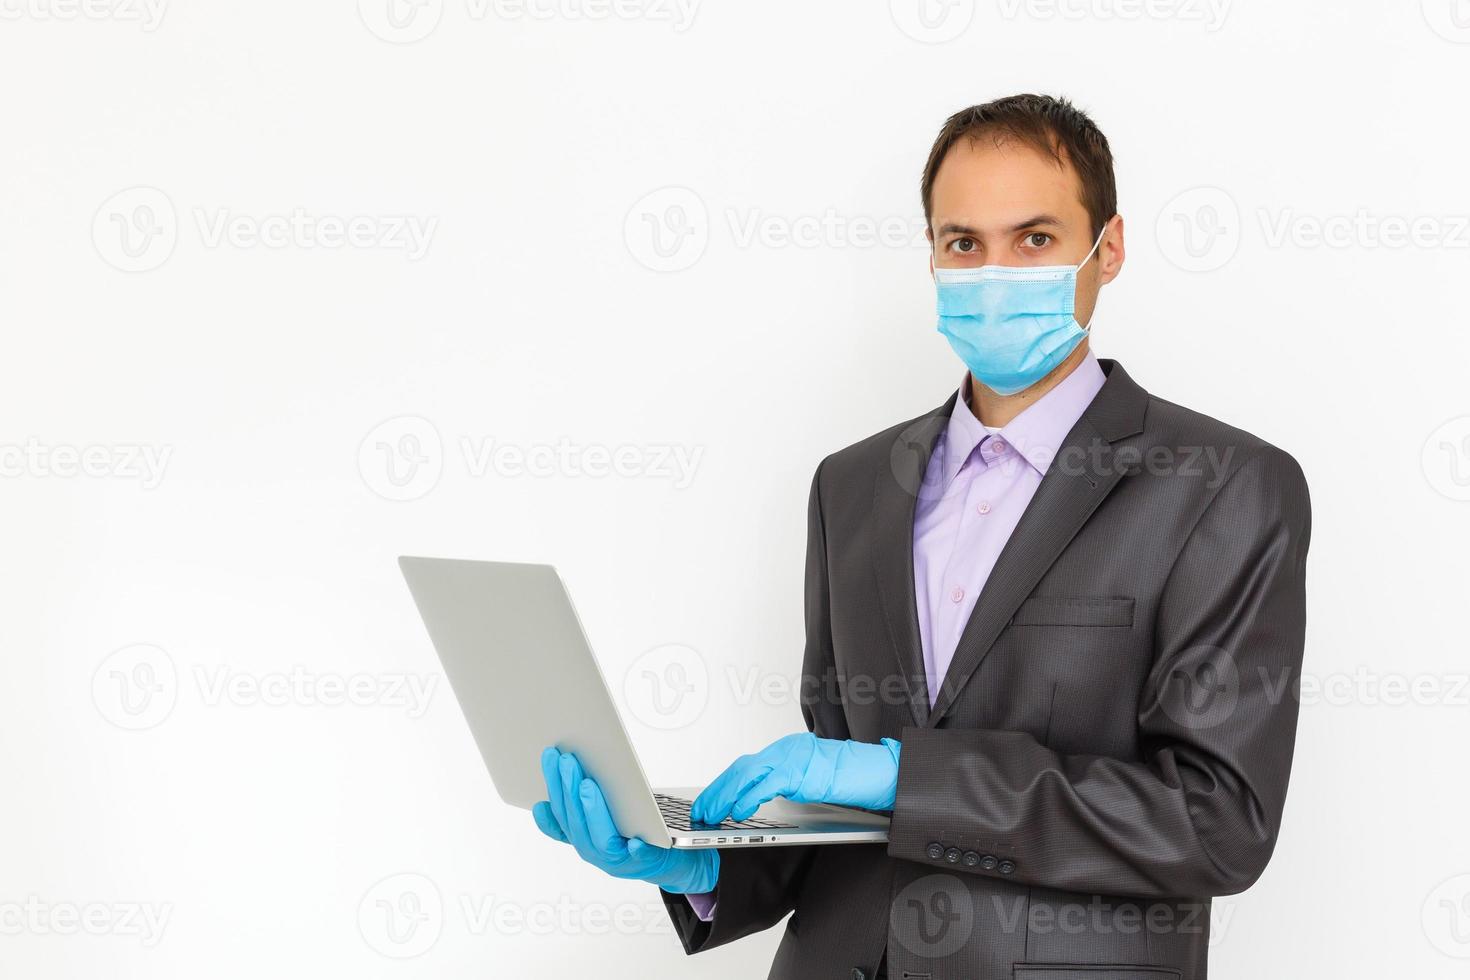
[921,94,1117,238]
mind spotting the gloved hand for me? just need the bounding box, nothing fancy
[691,732,902,824]
[532,747,720,895]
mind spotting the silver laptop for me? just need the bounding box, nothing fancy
[399,556,890,849]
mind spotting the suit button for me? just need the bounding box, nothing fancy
[944,847,962,864]
[998,859,1016,875]
[962,850,980,867]
[851,970,866,980]
[979,855,998,871]
[926,843,944,860]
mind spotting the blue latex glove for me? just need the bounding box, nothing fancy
[691,732,902,824]
[532,747,719,895]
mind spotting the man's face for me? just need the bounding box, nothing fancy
[927,134,1122,329]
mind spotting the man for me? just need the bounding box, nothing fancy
[533,94,1311,979]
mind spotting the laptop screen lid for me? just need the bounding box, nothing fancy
[398,556,671,846]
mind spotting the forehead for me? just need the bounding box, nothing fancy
[930,133,1088,227]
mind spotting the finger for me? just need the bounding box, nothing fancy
[532,801,569,843]
[694,761,772,824]
[695,769,765,823]
[731,773,783,823]
[558,754,597,858]
[693,737,801,822]
[540,747,569,834]
[690,765,741,823]
[626,837,671,875]
[689,776,723,824]
[692,753,766,821]
[578,778,629,859]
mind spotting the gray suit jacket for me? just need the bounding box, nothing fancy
[661,359,1311,980]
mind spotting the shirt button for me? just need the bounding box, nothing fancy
[950,587,965,603]
[976,500,991,515]
[991,438,1007,453]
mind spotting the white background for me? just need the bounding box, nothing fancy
[3,1,1469,977]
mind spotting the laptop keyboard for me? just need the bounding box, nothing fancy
[654,793,799,831]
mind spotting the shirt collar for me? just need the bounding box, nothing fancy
[937,351,1107,488]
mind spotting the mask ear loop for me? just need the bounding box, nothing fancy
[1075,220,1111,331]
[1077,221,1109,272]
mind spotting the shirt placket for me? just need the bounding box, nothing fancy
[938,442,997,645]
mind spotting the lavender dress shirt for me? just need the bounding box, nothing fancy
[683,352,1107,921]
[912,352,1106,704]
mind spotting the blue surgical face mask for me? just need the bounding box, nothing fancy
[933,225,1107,396]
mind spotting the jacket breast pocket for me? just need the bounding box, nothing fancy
[1009,595,1135,628]
[1013,966,1181,980]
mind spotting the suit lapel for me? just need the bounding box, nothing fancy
[870,395,956,728]
[924,359,1149,727]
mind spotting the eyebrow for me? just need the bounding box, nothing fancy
[935,214,1066,237]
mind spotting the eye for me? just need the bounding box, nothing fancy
[951,237,977,254]
[1023,232,1052,249]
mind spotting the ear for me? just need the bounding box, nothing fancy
[1097,214,1126,285]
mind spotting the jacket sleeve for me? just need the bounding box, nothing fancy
[661,458,844,952]
[885,446,1312,897]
